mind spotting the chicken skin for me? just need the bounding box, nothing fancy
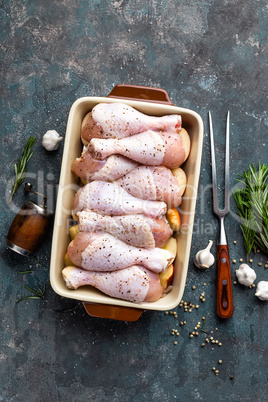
[88,128,190,169]
[115,165,184,208]
[77,210,172,248]
[67,232,174,273]
[81,102,182,144]
[62,265,164,303]
[72,152,138,182]
[72,181,167,219]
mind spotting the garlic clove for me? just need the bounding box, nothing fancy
[194,240,215,269]
[42,130,63,151]
[235,263,256,287]
[255,281,268,301]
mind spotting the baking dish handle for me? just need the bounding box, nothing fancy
[108,84,173,105]
[82,302,144,321]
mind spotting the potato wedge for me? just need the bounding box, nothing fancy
[81,112,90,146]
[161,236,177,258]
[159,264,174,289]
[180,128,191,162]
[172,167,186,196]
[80,178,88,186]
[64,253,73,267]
[167,208,181,232]
[71,211,78,222]
[69,224,79,240]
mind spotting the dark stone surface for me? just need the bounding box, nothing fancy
[1,0,268,401]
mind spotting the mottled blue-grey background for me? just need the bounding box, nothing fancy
[1,1,268,401]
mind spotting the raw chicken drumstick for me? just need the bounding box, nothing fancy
[77,210,173,248]
[81,102,182,144]
[72,152,138,182]
[71,147,186,205]
[88,128,190,169]
[62,266,164,303]
[67,232,174,273]
[114,165,185,208]
[72,181,167,219]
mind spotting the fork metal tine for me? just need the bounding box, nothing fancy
[208,111,219,214]
[209,111,230,217]
[225,111,230,212]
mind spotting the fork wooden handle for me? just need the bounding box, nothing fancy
[216,245,234,318]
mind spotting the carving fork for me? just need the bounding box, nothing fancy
[209,111,234,319]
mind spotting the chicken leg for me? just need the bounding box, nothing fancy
[67,232,174,273]
[81,102,182,144]
[72,181,167,219]
[77,210,172,248]
[114,165,185,208]
[88,129,190,169]
[62,265,164,303]
[72,151,138,182]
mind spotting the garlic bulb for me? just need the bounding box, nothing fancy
[42,130,63,151]
[194,240,215,269]
[235,263,256,286]
[255,281,268,301]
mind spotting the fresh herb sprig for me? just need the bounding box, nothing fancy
[233,162,268,257]
[200,317,209,334]
[9,136,36,203]
[16,284,46,303]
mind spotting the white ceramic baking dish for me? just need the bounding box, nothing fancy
[50,85,204,321]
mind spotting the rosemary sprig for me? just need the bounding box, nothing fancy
[233,162,268,257]
[55,306,77,313]
[32,255,41,266]
[9,136,36,203]
[16,284,46,303]
[200,317,209,334]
